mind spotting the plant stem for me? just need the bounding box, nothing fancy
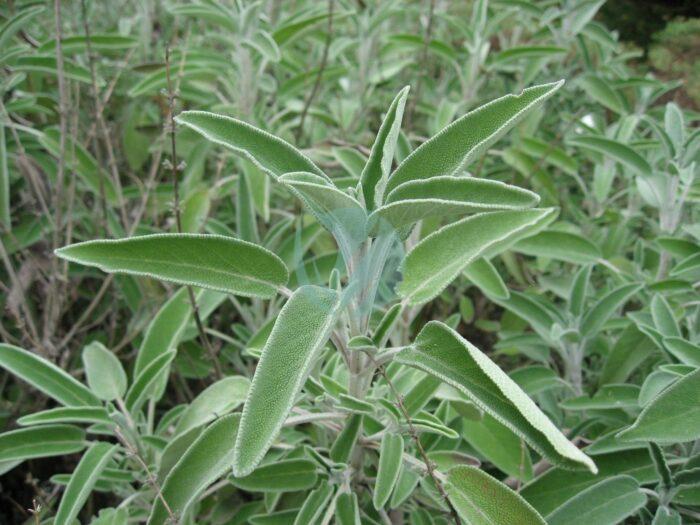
[371,356,462,525]
[165,46,223,380]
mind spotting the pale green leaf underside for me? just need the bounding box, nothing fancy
[0,344,99,407]
[370,176,539,232]
[399,208,556,305]
[82,341,127,401]
[175,110,326,180]
[55,442,116,525]
[174,376,250,436]
[373,433,403,509]
[514,230,601,264]
[233,285,341,476]
[618,368,700,443]
[463,258,510,300]
[397,322,597,472]
[446,465,546,524]
[385,80,564,195]
[149,414,241,525]
[56,233,289,299]
[359,85,410,210]
[546,475,646,525]
[0,424,86,462]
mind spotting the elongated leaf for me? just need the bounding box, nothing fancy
[14,56,100,85]
[294,485,335,524]
[663,337,700,367]
[17,406,111,426]
[492,45,566,64]
[569,135,652,178]
[579,75,627,114]
[330,414,363,463]
[514,231,601,264]
[175,111,324,180]
[373,433,403,509]
[279,172,366,251]
[651,294,680,337]
[55,442,116,525]
[174,376,249,435]
[82,342,126,401]
[335,492,361,525]
[463,258,510,300]
[233,286,340,476]
[125,351,176,413]
[399,208,556,305]
[396,322,596,472]
[0,126,9,230]
[148,414,241,525]
[385,81,564,194]
[135,287,191,377]
[446,465,546,524]
[0,5,45,50]
[0,425,85,462]
[521,449,655,515]
[546,475,646,525]
[579,283,641,337]
[231,459,318,492]
[618,368,700,443]
[56,234,289,298]
[360,86,410,209]
[371,176,540,232]
[0,344,99,406]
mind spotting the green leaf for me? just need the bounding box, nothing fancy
[492,45,567,64]
[231,459,318,492]
[446,465,546,524]
[618,368,700,443]
[55,442,116,525]
[175,111,324,180]
[17,406,111,426]
[398,208,556,305]
[0,126,9,230]
[335,492,361,525]
[0,344,99,406]
[0,425,86,462]
[569,265,592,317]
[82,342,126,401]
[14,56,100,85]
[371,176,540,232]
[385,81,564,195]
[546,476,646,525]
[359,86,410,210]
[174,376,249,436]
[579,283,641,337]
[521,449,656,515]
[373,433,404,509]
[651,294,680,337]
[569,135,652,178]
[279,172,367,251]
[148,414,241,525]
[396,322,596,472]
[0,5,45,50]
[579,75,627,114]
[463,258,510,300]
[461,413,533,480]
[330,414,363,463]
[56,234,289,298]
[294,485,335,524]
[663,337,700,367]
[124,351,176,413]
[233,286,341,476]
[514,230,601,264]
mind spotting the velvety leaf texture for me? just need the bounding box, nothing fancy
[385,80,564,195]
[446,465,546,524]
[148,414,241,525]
[396,321,596,472]
[175,111,325,179]
[373,433,404,509]
[0,424,86,462]
[56,234,289,298]
[233,285,340,476]
[399,208,556,305]
[0,344,99,407]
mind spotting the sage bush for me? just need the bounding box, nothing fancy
[0,1,698,524]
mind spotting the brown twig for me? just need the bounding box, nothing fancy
[370,356,462,525]
[165,46,223,380]
[294,0,334,144]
